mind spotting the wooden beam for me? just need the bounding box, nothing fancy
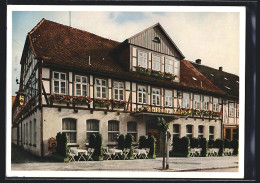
[42,82,49,105]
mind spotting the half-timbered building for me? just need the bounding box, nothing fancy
[12,19,237,157]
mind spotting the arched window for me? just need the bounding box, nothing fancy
[108,120,119,142]
[86,119,99,142]
[198,125,204,138]
[186,125,193,139]
[173,124,180,137]
[127,121,137,142]
[62,118,77,143]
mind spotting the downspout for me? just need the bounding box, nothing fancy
[38,59,44,157]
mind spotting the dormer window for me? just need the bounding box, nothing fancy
[138,51,147,68]
[153,37,160,43]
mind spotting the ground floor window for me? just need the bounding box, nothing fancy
[186,125,193,138]
[86,119,99,142]
[33,119,36,146]
[23,124,25,144]
[209,126,214,140]
[198,125,204,138]
[127,121,137,142]
[108,120,119,142]
[62,118,77,143]
[26,123,28,144]
[173,124,180,137]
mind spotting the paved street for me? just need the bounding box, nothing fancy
[11,145,239,172]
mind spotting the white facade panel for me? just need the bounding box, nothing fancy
[42,68,50,79]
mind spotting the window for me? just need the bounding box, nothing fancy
[183,93,190,108]
[29,121,32,145]
[114,82,124,101]
[62,118,77,143]
[152,55,161,71]
[26,123,28,144]
[198,125,204,138]
[53,72,66,94]
[108,120,119,142]
[173,60,179,76]
[229,103,235,117]
[165,58,174,74]
[127,122,137,142]
[237,103,239,117]
[203,96,210,110]
[186,125,193,138]
[213,98,219,112]
[138,86,147,104]
[209,126,214,140]
[173,124,180,137]
[165,90,172,107]
[95,78,107,99]
[23,124,25,144]
[33,119,36,146]
[86,119,99,143]
[75,75,88,96]
[152,88,160,106]
[138,51,147,68]
[194,94,200,109]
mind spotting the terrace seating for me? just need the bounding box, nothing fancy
[224,148,234,156]
[143,148,150,159]
[68,148,78,162]
[208,148,219,156]
[86,148,94,161]
[102,147,113,160]
[122,148,130,160]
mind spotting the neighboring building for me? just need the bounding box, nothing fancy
[192,60,239,140]
[12,19,237,157]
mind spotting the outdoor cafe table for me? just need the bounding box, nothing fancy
[73,149,87,161]
[108,149,123,159]
[133,149,147,158]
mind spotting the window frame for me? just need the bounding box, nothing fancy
[193,94,200,110]
[203,96,210,110]
[152,88,160,106]
[165,90,173,107]
[173,124,180,138]
[62,118,77,144]
[198,125,204,138]
[53,71,67,95]
[182,92,190,108]
[127,121,137,142]
[86,119,99,143]
[165,58,174,74]
[137,85,147,104]
[213,97,219,112]
[152,54,161,71]
[186,125,193,138]
[229,102,235,117]
[95,78,107,99]
[108,120,120,143]
[209,126,214,140]
[75,75,88,96]
[137,50,148,68]
[113,81,124,101]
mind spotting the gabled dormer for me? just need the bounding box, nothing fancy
[126,23,185,82]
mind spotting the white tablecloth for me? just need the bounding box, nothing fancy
[108,149,123,155]
[133,149,146,155]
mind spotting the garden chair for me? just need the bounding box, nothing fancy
[102,147,113,160]
[86,148,94,161]
[68,148,78,162]
[190,148,196,157]
[122,148,130,160]
[133,150,139,159]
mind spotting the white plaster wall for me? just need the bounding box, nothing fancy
[42,80,50,93]
[42,68,50,79]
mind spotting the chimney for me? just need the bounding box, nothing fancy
[195,59,201,65]
[219,66,223,71]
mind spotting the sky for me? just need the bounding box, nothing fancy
[11,8,241,96]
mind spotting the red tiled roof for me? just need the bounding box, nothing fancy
[27,19,226,96]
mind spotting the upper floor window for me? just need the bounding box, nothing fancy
[62,118,77,143]
[95,78,107,99]
[75,75,88,96]
[165,90,172,107]
[194,94,200,109]
[113,81,124,101]
[213,98,219,112]
[138,85,147,104]
[165,58,174,74]
[203,96,210,110]
[229,102,235,117]
[152,55,161,71]
[183,93,189,108]
[53,72,66,94]
[152,88,160,106]
[138,51,147,68]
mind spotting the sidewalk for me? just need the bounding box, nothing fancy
[11,145,239,172]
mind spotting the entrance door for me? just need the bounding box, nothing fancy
[226,129,231,140]
[148,129,160,153]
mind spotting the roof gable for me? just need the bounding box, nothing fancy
[127,23,184,59]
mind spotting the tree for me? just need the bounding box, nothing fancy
[157,117,170,169]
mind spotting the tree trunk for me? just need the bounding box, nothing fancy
[162,132,167,169]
